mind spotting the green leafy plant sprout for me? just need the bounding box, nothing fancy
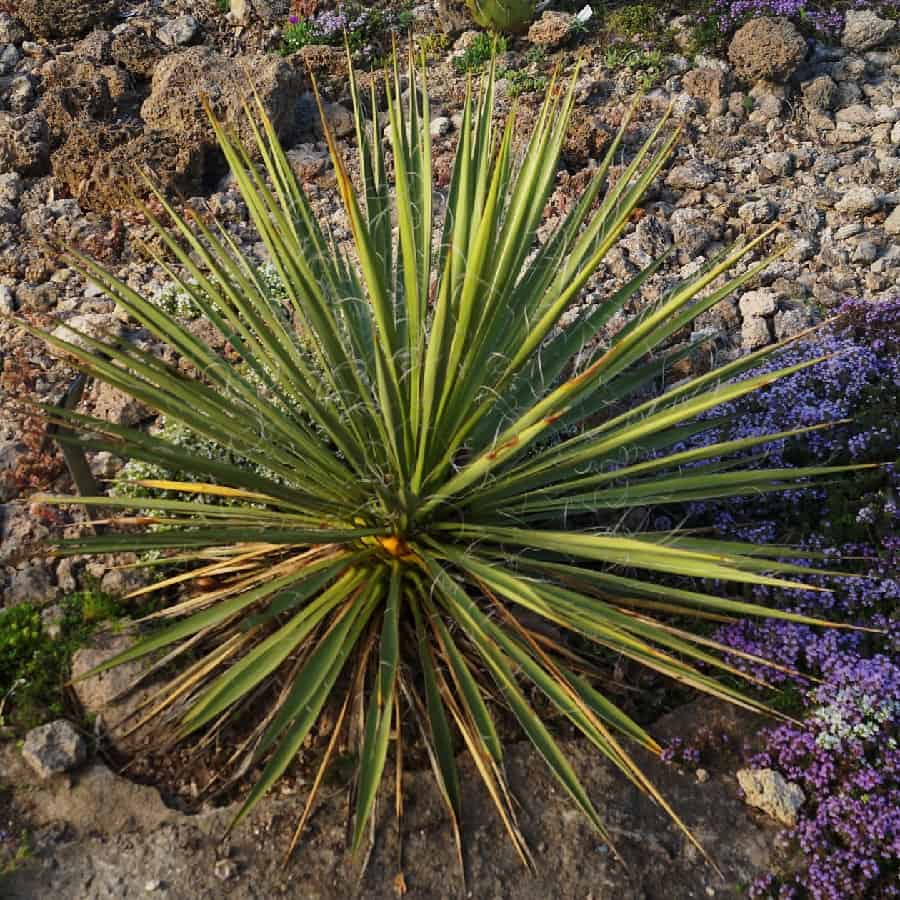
[602,43,667,88]
[280,19,319,55]
[600,1,663,38]
[523,45,547,66]
[415,31,451,58]
[500,67,549,97]
[27,54,864,870]
[453,32,507,74]
[0,589,123,732]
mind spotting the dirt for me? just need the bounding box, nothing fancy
[1,699,777,899]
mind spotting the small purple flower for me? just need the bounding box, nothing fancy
[657,297,900,897]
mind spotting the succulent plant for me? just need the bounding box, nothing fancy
[27,58,861,867]
[465,0,536,33]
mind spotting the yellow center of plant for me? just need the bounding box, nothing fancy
[375,534,413,559]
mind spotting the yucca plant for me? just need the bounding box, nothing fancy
[466,0,535,33]
[27,57,862,870]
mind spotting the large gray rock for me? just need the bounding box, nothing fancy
[737,768,805,827]
[0,171,22,204]
[71,632,160,753]
[801,75,837,112]
[22,720,88,778]
[0,283,14,312]
[666,160,715,191]
[739,288,778,319]
[0,439,25,502]
[5,561,59,607]
[670,208,720,256]
[0,13,27,45]
[728,17,807,83]
[835,186,882,216]
[17,0,116,40]
[0,503,52,567]
[741,315,773,351]
[50,313,123,354]
[157,15,201,48]
[842,10,895,51]
[141,47,303,153]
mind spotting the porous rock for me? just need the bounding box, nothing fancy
[0,109,49,176]
[737,768,805,827]
[728,17,808,83]
[22,720,87,779]
[38,55,125,137]
[528,11,575,49]
[110,29,165,78]
[51,123,205,215]
[16,0,117,40]
[682,67,728,117]
[141,47,303,153]
[842,10,895,51]
[293,44,348,78]
[562,115,610,168]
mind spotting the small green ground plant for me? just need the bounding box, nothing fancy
[500,66,549,97]
[453,32,507,74]
[604,44,666,86]
[599,1,665,37]
[27,57,862,869]
[0,590,121,732]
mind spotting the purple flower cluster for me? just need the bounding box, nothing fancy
[661,728,734,769]
[682,298,900,898]
[749,656,900,899]
[714,538,899,897]
[713,538,899,683]
[706,0,844,34]
[282,2,403,55]
[679,297,900,542]
[701,0,900,35]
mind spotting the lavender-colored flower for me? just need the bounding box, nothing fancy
[657,297,900,898]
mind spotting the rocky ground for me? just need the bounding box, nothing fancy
[2,700,782,899]
[0,0,898,896]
